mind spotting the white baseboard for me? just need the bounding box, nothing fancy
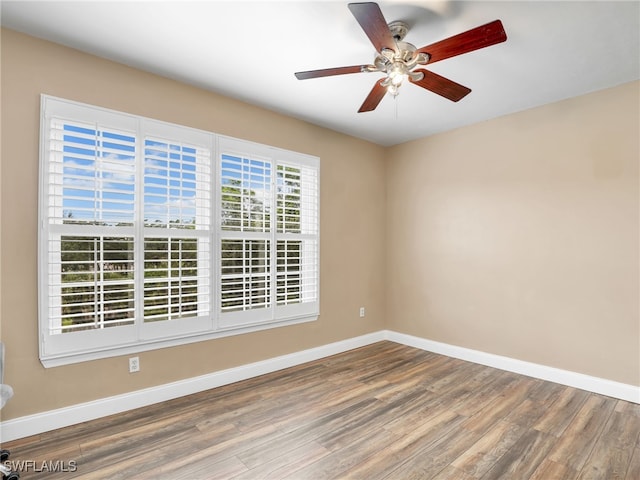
[3,329,638,442]
[384,330,640,405]
[0,331,385,442]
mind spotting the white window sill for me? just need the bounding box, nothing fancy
[40,314,319,368]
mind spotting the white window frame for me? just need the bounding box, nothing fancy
[38,95,319,367]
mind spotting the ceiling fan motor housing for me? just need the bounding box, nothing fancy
[374,37,429,87]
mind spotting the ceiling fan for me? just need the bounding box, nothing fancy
[295,2,507,112]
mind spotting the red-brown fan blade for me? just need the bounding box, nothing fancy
[409,69,471,102]
[417,19,507,64]
[295,65,367,80]
[358,80,387,112]
[348,2,396,53]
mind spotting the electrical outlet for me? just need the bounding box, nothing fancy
[359,307,365,318]
[129,356,140,373]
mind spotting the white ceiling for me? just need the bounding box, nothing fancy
[2,1,639,146]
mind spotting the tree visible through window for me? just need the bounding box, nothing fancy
[218,151,318,319]
[58,235,135,333]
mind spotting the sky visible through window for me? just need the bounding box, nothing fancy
[61,124,135,225]
[61,124,201,227]
[144,139,198,228]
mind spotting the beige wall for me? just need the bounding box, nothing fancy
[1,28,638,423]
[386,81,639,386]
[0,29,387,420]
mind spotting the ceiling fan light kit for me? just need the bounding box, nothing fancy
[294,2,507,113]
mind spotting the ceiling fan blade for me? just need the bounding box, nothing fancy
[358,80,387,112]
[295,65,368,80]
[417,19,507,64]
[348,2,396,53]
[410,69,471,102]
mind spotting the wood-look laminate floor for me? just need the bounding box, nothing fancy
[4,341,640,479]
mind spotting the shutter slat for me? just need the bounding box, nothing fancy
[143,236,211,322]
[220,238,271,313]
[220,154,271,233]
[47,234,135,333]
[49,120,136,227]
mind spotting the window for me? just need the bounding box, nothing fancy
[39,96,319,366]
[217,138,319,329]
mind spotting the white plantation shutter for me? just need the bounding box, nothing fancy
[275,159,319,318]
[44,111,139,356]
[218,142,274,327]
[143,237,206,321]
[276,239,318,305]
[143,138,211,229]
[49,235,136,334]
[40,97,215,357]
[40,96,318,366]
[220,153,272,233]
[47,119,137,226]
[220,239,271,312]
[141,134,212,337]
[218,138,319,328]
